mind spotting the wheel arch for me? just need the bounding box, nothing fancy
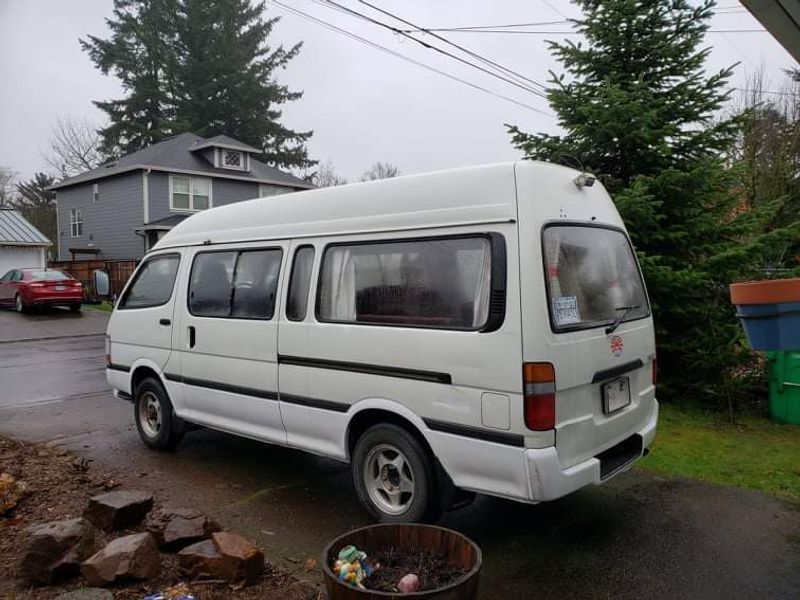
[345,399,434,462]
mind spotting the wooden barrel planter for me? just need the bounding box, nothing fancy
[322,524,482,600]
[730,278,800,351]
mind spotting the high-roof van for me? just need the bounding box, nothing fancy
[105,161,658,522]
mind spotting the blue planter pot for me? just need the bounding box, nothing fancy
[735,301,800,351]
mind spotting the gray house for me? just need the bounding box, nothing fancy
[50,132,313,260]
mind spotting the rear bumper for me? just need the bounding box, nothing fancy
[26,295,83,305]
[525,400,658,502]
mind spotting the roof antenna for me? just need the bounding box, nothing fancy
[551,152,596,189]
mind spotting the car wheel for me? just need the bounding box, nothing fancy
[352,423,437,523]
[69,303,82,312]
[134,377,184,450]
[14,294,26,313]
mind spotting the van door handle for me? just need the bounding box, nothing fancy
[159,318,171,326]
[188,326,196,348]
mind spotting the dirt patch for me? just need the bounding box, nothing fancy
[364,546,466,593]
[0,436,321,599]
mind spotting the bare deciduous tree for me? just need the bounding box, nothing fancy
[0,167,16,207]
[43,117,105,179]
[360,161,400,182]
[312,159,348,187]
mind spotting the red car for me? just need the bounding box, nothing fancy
[0,268,84,312]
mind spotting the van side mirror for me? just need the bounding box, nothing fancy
[93,269,110,298]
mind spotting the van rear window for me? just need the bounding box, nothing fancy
[543,225,649,332]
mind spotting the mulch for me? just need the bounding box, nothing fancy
[0,436,321,600]
[363,546,466,593]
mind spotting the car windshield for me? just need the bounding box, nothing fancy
[543,225,650,332]
[28,270,71,281]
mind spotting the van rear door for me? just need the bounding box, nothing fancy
[515,164,657,471]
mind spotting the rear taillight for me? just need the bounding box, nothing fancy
[105,335,111,367]
[523,362,556,431]
[652,356,658,387]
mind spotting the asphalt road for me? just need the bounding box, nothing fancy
[1,307,799,599]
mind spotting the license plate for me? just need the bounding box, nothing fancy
[54,285,66,291]
[603,376,631,414]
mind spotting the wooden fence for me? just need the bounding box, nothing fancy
[48,259,138,301]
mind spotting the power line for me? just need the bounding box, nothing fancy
[404,27,766,35]
[353,0,549,92]
[399,20,569,33]
[314,0,549,97]
[267,0,554,116]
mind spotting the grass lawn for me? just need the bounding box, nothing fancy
[639,403,800,500]
[83,301,114,313]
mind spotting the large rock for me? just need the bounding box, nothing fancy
[80,532,160,586]
[83,490,153,530]
[179,532,263,586]
[145,507,219,550]
[18,518,96,585]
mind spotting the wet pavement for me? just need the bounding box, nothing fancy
[0,307,799,599]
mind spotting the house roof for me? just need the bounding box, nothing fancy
[136,214,190,232]
[189,134,260,153]
[49,132,314,191]
[0,209,51,247]
[742,0,800,62]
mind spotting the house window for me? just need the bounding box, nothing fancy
[69,208,83,237]
[170,175,212,212]
[259,184,288,197]
[223,150,243,168]
[93,183,99,203]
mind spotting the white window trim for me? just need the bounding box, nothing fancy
[69,208,83,238]
[92,183,99,203]
[169,175,213,212]
[221,149,247,171]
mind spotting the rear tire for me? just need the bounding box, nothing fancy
[14,294,26,313]
[69,303,81,312]
[352,423,437,523]
[134,377,184,450]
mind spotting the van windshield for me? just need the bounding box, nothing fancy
[543,224,649,332]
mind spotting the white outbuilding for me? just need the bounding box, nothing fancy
[0,209,51,275]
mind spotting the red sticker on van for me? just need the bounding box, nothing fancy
[610,336,624,357]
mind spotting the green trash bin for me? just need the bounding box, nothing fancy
[767,351,800,424]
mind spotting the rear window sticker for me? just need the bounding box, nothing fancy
[553,296,580,325]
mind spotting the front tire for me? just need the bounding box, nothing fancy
[352,424,437,523]
[134,377,184,450]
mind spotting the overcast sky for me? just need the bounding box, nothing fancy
[0,1,795,183]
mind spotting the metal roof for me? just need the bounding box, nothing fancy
[742,0,800,62]
[49,132,314,191]
[0,209,51,246]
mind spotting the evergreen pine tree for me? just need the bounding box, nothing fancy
[81,0,180,157]
[82,0,312,170]
[14,173,57,249]
[508,0,799,409]
[174,0,313,170]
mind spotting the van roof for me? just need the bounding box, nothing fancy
[153,161,581,250]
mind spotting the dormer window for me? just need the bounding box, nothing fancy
[223,150,243,168]
[213,147,249,171]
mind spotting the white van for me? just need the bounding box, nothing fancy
[106,161,658,522]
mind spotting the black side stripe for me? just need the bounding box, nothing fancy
[166,374,278,401]
[279,393,349,413]
[107,363,130,373]
[166,374,348,412]
[279,355,452,385]
[424,419,524,448]
[591,359,645,384]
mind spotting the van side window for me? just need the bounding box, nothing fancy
[286,246,315,321]
[189,249,282,319]
[318,236,492,330]
[119,255,180,309]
